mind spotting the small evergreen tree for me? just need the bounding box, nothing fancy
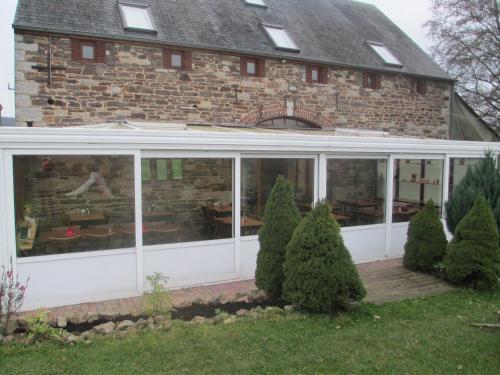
[444,196,500,289]
[403,200,447,272]
[283,201,366,312]
[255,175,302,298]
[445,152,500,234]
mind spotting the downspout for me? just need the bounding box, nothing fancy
[448,81,455,140]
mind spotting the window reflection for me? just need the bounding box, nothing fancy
[327,159,387,227]
[241,158,314,236]
[393,159,443,223]
[14,155,135,257]
[448,158,481,197]
[141,158,233,245]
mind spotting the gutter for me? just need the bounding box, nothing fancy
[12,24,455,83]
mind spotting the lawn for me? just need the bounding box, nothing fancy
[1,289,499,375]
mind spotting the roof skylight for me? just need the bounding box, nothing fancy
[367,41,402,66]
[263,25,299,52]
[245,0,267,8]
[119,3,156,32]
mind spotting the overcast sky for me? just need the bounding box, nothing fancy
[0,0,434,118]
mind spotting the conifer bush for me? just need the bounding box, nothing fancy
[444,196,500,289]
[255,175,302,298]
[283,201,366,312]
[403,200,447,272]
[445,152,500,234]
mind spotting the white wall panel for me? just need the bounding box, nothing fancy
[19,252,137,310]
[143,241,236,289]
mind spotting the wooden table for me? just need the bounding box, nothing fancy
[69,212,107,228]
[208,205,233,215]
[332,213,350,225]
[214,216,264,236]
[338,199,381,209]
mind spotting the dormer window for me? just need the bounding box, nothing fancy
[119,3,156,32]
[263,24,299,52]
[245,0,267,8]
[367,41,402,67]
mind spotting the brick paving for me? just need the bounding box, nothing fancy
[24,258,453,320]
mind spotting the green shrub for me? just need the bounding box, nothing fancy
[403,200,447,272]
[283,201,366,312]
[26,310,64,343]
[444,196,500,289]
[145,272,172,317]
[445,152,500,234]
[255,176,302,298]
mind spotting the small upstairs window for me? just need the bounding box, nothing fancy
[414,79,427,95]
[367,41,402,67]
[71,39,106,63]
[362,72,381,90]
[306,65,328,84]
[240,56,265,77]
[119,3,156,32]
[263,24,299,52]
[81,42,96,60]
[164,49,192,70]
[245,0,267,8]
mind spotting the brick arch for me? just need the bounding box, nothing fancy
[240,102,332,128]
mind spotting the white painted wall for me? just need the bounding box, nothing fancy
[19,251,137,310]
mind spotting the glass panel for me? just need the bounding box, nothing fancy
[247,61,256,75]
[120,4,154,31]
[311,68,319,82]
[14,155,135,257]
[171,54,182,67]
[264,26,299,50]
[142,158,233,245]
[393,159,443,223]
[368,42,403,66]
[448,158,481,197]
[245,0,266,6]
[327,159,387,227]
[82,45,95,60]
[241,158,314,236]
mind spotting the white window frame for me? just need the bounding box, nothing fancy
[262,24,300,52]
[367,41,403,67]
[118,2,157,32]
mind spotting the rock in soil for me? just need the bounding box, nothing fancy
[65,334,79,345]
[191,316,207,324]
[163,320,173,331]
[223,316,237,324]
[236,309,249,317]
[56,316,68,328]
[154,315,167,324]
[127,326,138,335]
[116,320,134,331]
[93,321,115,335]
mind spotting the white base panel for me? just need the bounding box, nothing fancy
[19,252,137,311]
[143,240,236,290]
[390,223,409,258]
[342,225,387,263]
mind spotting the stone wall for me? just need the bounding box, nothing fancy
[15,33,451,138]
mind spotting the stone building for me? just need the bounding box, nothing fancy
[13,0,453,138]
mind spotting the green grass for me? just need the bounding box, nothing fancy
[1,289,499,374]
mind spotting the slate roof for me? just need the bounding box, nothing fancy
[13,0,451,80]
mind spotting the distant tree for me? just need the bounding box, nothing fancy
[445,152,500,234]
[444,196,500,289]
[425,0,500,131]
[404,200,448,272]
[255,176,302,299]
[283,201,366,312]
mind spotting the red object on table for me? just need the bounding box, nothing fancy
[66,227,74,237]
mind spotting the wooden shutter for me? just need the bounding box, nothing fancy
[375,74,382,90]
[306,66,312,83]
[163,49,171,68]
[362,72,369,88]
[240,57,247,76]
[320,67,328,84]
[257,58,266,77]
[95,41,106,63]
[182,51,192,70]
[71,39,82,61]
